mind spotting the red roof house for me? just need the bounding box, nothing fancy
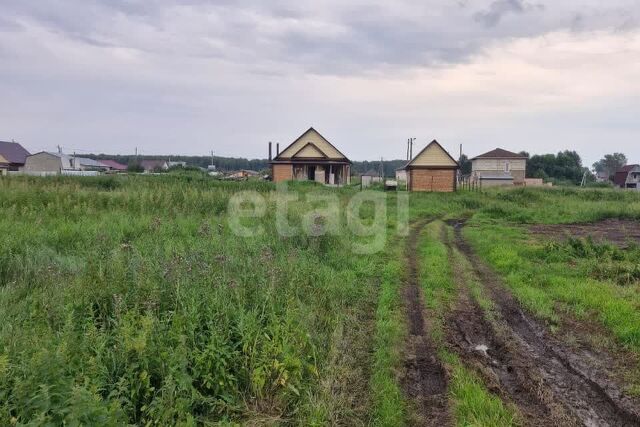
[99,160,128,171]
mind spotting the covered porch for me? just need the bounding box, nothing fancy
[292,162,350,186]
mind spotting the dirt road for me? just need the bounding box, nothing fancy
[448,220,640,427]
[400,218,640,426]
[401,220,452,426]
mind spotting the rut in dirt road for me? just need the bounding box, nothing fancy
[442,226,577,426]
[450,221,640,427]
[402,220,451,426]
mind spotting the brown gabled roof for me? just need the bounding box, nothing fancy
[405,140,459,169]
[0,141,30,165]
[472,148,527,160]
[614,164,640,187]
[272,127,351,163]
[99,159,128,171]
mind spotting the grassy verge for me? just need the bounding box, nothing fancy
[370,243,407,426]
[418,222,518,426]
[464,220,640,350]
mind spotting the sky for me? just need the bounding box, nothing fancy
[1,0,639,166]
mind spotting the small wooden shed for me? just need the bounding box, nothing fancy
[405,140,459,192]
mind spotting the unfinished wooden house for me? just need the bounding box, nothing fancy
[403,140,459,192]
[270,128,351,186]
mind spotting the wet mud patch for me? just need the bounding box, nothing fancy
[443,226,574,426]
[401,219,452,426]
[530,219,640,248]
[450,220,640,426]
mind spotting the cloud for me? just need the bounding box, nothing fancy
[0,1,639,164]
[474,0,544,28]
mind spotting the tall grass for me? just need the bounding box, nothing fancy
[0,176,379,424]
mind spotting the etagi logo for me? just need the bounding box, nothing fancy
[228,183,409,254]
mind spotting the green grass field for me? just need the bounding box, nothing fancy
[1,175,640,425]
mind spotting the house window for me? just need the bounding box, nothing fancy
[505,162,510,172]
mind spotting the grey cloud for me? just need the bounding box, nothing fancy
[2,1,639,76]
[474,0,544,28]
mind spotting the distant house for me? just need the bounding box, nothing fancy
[23,152,74,175]
[595,171,610,183]
[270,127,351,186]
[0,141,31,172]
[140,160,169,172]
[471,148,527,187]
[361,169,383,188]
[404,140,459,192]
[99,160,128,171]
[614,165,640,190]
[75,157,110,171]
[228,169,259,180]
[0,154,9,175]
[167,161,187,168]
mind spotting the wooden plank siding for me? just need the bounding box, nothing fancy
[272,164,293,183]
[409,169,456,192]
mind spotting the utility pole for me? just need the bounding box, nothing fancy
[211,150,215,168]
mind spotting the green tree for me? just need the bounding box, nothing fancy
[527,150,588,185]
[458,154,472,175]
[593,153,627,179]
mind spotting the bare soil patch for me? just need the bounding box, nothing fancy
[401,220,452,426]
[451,220,640,426]
[530,219,640,248]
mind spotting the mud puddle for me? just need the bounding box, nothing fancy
[402,219,451,426]
[450,220,640,426]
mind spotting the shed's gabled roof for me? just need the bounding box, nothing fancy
[0,141,30,165]
[405,140,459,169]
[273,127,350,163]
[472,148,527,160]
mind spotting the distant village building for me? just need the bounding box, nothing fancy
[395,168,408,184]
[0,141,30,173]
[75,157,110,171]
[140,160,169,172]
[471,148,527,187]
[595,171,610,183]
[270,127,351,186]
[614,165,640,190]
[403,140,459,192]
[360,169,383,188]
[228,170,259,180]
[168,161,187,168]
[0,154,9,175]
[23,152,74,175]
[99,160,128,171]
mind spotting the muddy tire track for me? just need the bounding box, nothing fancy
[402,220,451,426]
[443,226,576,426]
[450,221,640,427]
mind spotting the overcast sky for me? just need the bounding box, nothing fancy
[1,0,639,165]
